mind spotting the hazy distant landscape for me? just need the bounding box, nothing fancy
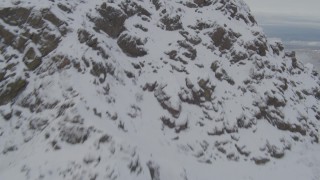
[264,26,320,49]
[262,23,320,72]
[244,0,320,72]
[294,50,320,72]
[256,16,320,72]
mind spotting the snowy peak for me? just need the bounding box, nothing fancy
[0,0,320,180]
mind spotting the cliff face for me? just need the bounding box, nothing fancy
[0,0,320,179]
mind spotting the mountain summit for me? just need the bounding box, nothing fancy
[0,0,320,179]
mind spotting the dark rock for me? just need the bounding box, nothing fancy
[78,29,92,44]
[90,62,114,83]
[2,110,12,120]
[45,133,50,139]
[57,58,71,70]
[117,33,147,57]
[7,8,65,55]
[184,2,198,8]
[179,78,215,105]
[120,1,151,17]
[273,121,306,136]
[235,144,250,157]
[59,125,89,144]
[267,144,285,159]
[83,155,100,165]
[270,41,284,55]
[127,105,141,118]
[0,79,28,105]
[226,153,239,161]
[23,48,42,70]
[38,32,61,56]
[178,40,197,60]
[128,158,142,174]
[0,7,31,26]
[175,121,188,133]
[64,115,84,124]
[208,127,224,136]
[247,14,257,24]
[52,55,71,70]
[217,147,226,154]
[51,140,61,150]
[125,70,135,78]
[285,51,296,58]
[2,145,17,154]
[57,3,72,13]
[166,50,178,60]
[143,82,158,92]
[165,40,197,64]
[93,3,127,38]
[93,108,102,118]
[189,21,213,30]
[224,125,238,134]
[154,85,181,118]
[230,50,248,64]
[118,121,127,132]
[256,103,307,136]
[315,89,320,100]
[77,29,109,59]
[5,63,17,71]
[210,61,220,72]
[160,116,175,129]
[151,0,162,10]
[215,68,235,85]
[226,2,238,18]
[160,14,183,31]
[236,116,254,129]
[210,27,240,51]
[246,39,268,57]
[278,78,288,91]
[193,0,212,7]
[0,24,15,46]
[99,134,111,143]
[0,7,63,57]
[252,157,270,165]
[134,24,148,32]
[216,1,256,25]
[41,9,65,27]
[291,57,304,70]
[147,161,160,180]
[26,13,45,29]
[265,93,286,108]
[29,118,48,130]
[198,79,215,101]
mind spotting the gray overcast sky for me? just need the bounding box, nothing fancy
[243,0,320,28]
[243,0,320,50]
[243,0,320,67]
[243,0,320,20]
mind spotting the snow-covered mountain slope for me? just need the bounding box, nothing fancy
[0,0,320,179]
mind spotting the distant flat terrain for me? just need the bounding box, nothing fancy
[258,22,320,72]
[294,49,320,72]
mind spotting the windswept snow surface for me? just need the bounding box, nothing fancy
[0,0,320,179]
